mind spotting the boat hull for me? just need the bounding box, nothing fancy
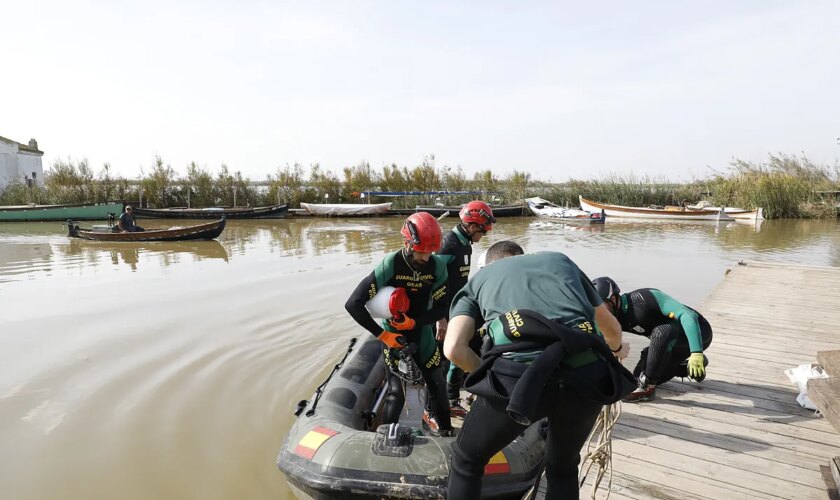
[579,196,735,221]
[67,218,226,241]
[693,207,764,220]
[415,204,527,217]
[525,197,604,223]
[131,204,288,219]
[0,202,124,222]
[300,203,392,216]
[277,336,546,499]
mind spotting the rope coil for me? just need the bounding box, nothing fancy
[578,401,621,499]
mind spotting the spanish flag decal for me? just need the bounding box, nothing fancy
[484,450,510,474]
[294,426,338,460]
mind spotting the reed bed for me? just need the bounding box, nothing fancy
[1,154,837,219]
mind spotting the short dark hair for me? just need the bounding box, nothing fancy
[485,240,524,264]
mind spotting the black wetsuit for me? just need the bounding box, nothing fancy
[344,248,452,432]
[617,288,713,384]
[438,225,481,403]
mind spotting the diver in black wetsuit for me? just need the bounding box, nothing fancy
[592,277,713,402]
[344,212,453,436]
[436,200,497,419]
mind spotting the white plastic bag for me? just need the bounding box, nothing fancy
[784,362,829,410]
[365,286,398,319]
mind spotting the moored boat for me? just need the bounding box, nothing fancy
[67,218,226,241]
[684,201,765,220]
[300,202,392,216]
[277,336,546,499]
[525,197,605,223]
[0,201,124,222]
[579,196,736,221]
[414,203,527,217]
[131,204,288,219]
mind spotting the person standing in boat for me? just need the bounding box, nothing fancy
[444,245,632,500]
[344,212,454,437]
[592,277,713,402]
[117,206,145,232]
[435,200,497,419]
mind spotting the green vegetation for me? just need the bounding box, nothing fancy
[1,153,837,218]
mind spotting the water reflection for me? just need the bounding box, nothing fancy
[548,217,839,256]
[60,239,229,271]
[715,219,836,251]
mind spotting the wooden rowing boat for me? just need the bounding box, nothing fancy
[415,203,527,217]
[684,201,765,220]
[67,218,226,241]
[579,196,736,221]
[525,197,605,223]
[131,204,288,219]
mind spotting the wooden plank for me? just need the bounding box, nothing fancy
[632,388,840,448]
[607,458,757,500]
[655,384,840,441]
[613,437,827,499]
[620,403,838,463]
[817,351,840,377]
[614,425,827,490]
[809,377,840,434]
[709,339,832,359]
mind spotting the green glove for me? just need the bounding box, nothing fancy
[687,352,706,381]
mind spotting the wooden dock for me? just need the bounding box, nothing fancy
[571,261,840,499]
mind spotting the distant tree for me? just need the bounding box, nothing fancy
[440,165,467,192]
[343,161,381,199]
[309,163,343,202]
[504,170,531,202]
[268,163,306,206]
[381,163,410,192]
[472,169,498,196]
[185,162,215,207]
[409,155,440,203]
[215,164,236,206]
[139,156,178,207]
[44,157,95,203]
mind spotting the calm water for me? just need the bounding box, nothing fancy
[1,216,838,500]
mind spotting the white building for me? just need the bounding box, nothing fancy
[0,135,44,191]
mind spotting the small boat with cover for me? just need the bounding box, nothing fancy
[67,218,226,241]
[131,204,288,219]
[300,202,393,216]
[276,336,547,499]
[525,197,605,223]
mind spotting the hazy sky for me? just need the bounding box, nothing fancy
[2,1,838,181]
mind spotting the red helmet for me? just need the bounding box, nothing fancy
[388,287,410,317]
[401,212,442,253]
[459,201,496,230]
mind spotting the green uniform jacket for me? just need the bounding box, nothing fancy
[450,252,602,363]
